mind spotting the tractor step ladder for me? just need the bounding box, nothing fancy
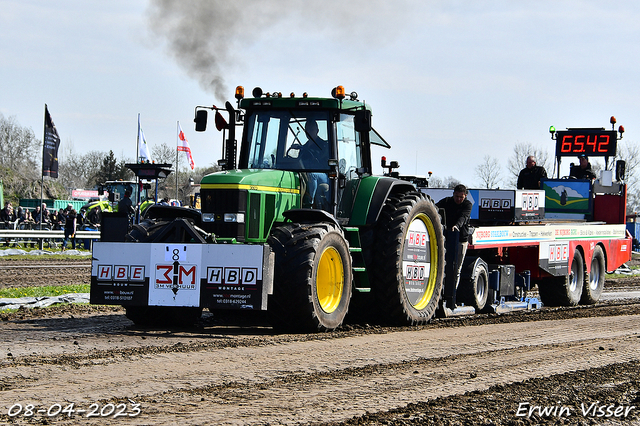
[343,227,370,292]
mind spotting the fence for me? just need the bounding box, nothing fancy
[0,228,100,250]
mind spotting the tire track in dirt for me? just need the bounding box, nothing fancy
[1,314,639,425]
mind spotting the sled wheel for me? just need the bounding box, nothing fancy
[268,222,352,332]
[537,249,584,307]
[581,245,605,305]
[372,191,445,325]
[457,261,490,311]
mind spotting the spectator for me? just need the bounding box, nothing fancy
[570,154,597,180]
[118,190,134,216]
[0,202,16,224]
[517,155,547,189]
[61,209,77,251]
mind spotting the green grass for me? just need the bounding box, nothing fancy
[0,254,91,261]
[0,284,89,299]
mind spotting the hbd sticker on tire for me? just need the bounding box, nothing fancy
[405,265,425,281]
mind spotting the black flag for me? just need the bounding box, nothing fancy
[42,104,60,178]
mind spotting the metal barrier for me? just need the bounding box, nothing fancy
[0,229,101,250]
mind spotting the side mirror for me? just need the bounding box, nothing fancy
[616,160,626,181]
[194,110,208,132]
[354,109,372,132]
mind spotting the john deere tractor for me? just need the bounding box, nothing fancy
[90,86,445,332]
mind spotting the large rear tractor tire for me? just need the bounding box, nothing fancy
[371,191,445,325]
[580,245,605,305]
[268,222,353,332]
[537,249,585,307]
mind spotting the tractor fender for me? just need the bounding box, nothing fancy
[282,208,340,227]
[460,256,488,281]
[349,176,416,226]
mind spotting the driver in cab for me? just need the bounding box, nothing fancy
[299,119,330,209]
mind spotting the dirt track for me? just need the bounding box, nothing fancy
[1,258,640,425]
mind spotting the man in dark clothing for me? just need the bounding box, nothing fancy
[570,154,597,180]
[436,184,473,293]
[118,190,134,214]
[517,155,547,189]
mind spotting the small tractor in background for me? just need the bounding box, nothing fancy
[81,180,155,226]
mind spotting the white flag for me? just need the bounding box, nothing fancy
[177,122,195,170]
[138,115,152,162]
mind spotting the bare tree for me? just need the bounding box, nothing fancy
[428,176,444,188]
[613,140,640,212]
[0,113,40,171]
[151,142,176,165]
[475,155,502,188]
[507,143,552,187]
[443,176,461,189]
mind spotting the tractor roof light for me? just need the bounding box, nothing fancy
[235,86,245,100]
[290,92,295,98]
[619,125,625,137]
[611,116,617,125]
[549,125,556,139]
[303,92,308,98]
[332,86,346,100]
[252,87,263,98]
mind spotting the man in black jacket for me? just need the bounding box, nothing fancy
[436,184,473,292]
[570,154,597,180]
[517,155,547,189]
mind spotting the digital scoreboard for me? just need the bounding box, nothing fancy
[554,128,618,157]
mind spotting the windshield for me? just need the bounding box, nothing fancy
[245,110,331,172]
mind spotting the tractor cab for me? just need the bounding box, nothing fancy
[195,86,390,226]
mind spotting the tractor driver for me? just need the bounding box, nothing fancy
[299,119,330,209]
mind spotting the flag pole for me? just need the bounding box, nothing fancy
[136,114,141,162]
[176,121,179,203]
[39,104,46,233]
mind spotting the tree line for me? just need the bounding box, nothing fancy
[0,112,218,207]
[2,111,639,212]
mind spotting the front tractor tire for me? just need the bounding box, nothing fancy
[268,222,353,332]
[371,191,445,325]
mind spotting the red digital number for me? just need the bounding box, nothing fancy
[586,134,597,152]
[561,135,573,152]
[574,135,584,152]
[597,134,610,153]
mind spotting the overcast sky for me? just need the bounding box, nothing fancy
[2,1,638,188]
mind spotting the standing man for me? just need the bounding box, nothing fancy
[436,184,473,295]
[517,155,547,189]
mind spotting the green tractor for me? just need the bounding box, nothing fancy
[91,85,445,332]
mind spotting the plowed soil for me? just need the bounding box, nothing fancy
[1,257,639,425]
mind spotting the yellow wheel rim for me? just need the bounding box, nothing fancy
[404,213,438,310]
[316,246,344,313]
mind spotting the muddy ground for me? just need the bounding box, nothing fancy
[0,257,639,425]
